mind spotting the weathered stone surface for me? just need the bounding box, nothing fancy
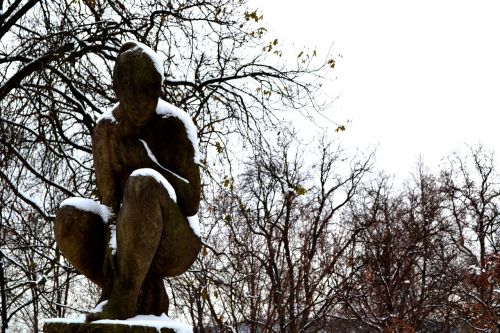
[43,322,175,333]
[52,40,202,321]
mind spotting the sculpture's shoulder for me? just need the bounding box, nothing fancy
[152,99,200,165]
[92,105,119,161]
[94,104,118,139]
[96,103,119,125]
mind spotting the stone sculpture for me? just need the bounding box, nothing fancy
[54,41,202,321]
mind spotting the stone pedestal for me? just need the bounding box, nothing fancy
[43,322,175,333]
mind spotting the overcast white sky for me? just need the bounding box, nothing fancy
[251,0,500,178]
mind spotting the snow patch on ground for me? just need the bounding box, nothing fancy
[60,197,112,222]
[156,99,200,164]
[468,264,485,275]
[130,168,177,202]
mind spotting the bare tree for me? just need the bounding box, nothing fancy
[441,145,500,331]
[169,132,372,332]
[339,164,459,332]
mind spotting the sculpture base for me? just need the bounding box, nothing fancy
[43,322,175,333]
[43,315,192,333]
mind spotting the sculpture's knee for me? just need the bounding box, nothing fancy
[55,205,98,247]
[54,203,106,286]
[54,205,77,243]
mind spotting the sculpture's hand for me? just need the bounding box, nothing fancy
[117,137,154,171]
[93,120,123,210]
[117,117,141,140]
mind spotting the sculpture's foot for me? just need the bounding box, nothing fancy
[85,310,110,322]
[137,274,169,315]
[85,298,136,322]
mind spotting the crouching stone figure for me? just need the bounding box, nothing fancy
[54,41,202,321]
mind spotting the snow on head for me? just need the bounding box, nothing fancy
[130,168,177,202]
[124,40,165,81]
[60,197,113,222]
[156,99,201,164]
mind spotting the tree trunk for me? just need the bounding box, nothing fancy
[0,203,7,333]
[0,251,7,333]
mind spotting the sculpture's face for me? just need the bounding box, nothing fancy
[117,82,159,127]
[113,49,162,128]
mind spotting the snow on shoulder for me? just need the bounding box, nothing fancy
[97,103,118,123]
[124,40,165,82]
[156,99,201,164]
[60,197,112,222]
[187,214,201,238]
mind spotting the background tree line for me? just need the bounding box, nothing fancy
[1,0,499,332]
[180,142,500,333]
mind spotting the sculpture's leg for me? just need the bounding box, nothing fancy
[150,203,202,278]
[87,174,167,321]
[54,204,106,287]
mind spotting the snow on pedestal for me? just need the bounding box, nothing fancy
[43,313,192,333]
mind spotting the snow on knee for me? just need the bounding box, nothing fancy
[130,168,177,202]
[129,169,201,237]
[60,197,113,223]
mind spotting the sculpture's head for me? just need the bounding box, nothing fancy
[113,42,163,128]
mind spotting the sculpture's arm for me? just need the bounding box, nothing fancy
[93,121,121,213]
[117,137,200,216]
[173,155,201,217]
